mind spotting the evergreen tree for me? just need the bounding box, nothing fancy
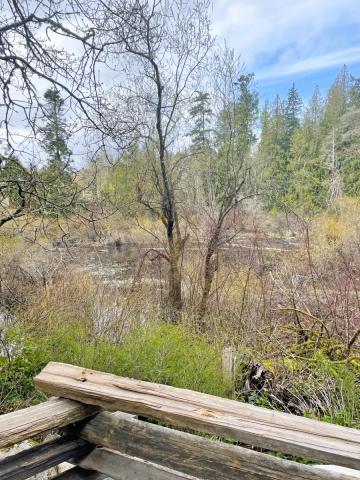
[259,66,360,212]
[305,85,324,127]
[285,82,302,141]
[321,66,353,204]
[234,73,258,155]
[0,155,29,206]
[214,72,258,202]
[287,88,329,212]
[216,73,258,161]
[188,91,213,152]
[323,108,360,198]
[38,88,74,215]
[260,95,289,209]
[349,75,360,108]
[39,88,72,170]
[322,65,351,132]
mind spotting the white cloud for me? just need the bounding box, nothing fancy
[213,0,360,77]
[257,47,360,81]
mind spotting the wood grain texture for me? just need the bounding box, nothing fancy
[51,466,105,480]
[0,397,99,449]
[80,448,198,480]
[79,411,357,480]
[0,435,95,480]
[35,362,360,469]
[316,465,360,479]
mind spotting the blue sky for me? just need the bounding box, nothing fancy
[212,0,360,102]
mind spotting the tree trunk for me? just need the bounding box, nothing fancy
[168,245,183,313]
[198,222,222,330]
[166,216,185,318]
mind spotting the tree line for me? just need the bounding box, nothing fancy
[258,66,360,212]
[184,64,360,214]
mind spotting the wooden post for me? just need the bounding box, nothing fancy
[222,345,237,386]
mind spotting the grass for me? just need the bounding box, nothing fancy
[0,321,229,413]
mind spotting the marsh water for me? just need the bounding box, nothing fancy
[74,233,299,287]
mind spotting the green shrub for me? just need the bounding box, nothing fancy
[0,321,229,412]
[0,332,47,413]
[116,322,229,397]
[234,351,360,429]
[313,353,360,428]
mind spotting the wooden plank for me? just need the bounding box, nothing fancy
[52,466,105,480]
[35,362,360,469]
[317,465,360,479]
[0,434,95,480]
[0,397,99,449]
[79,411,356,480]
[80,448,198,480]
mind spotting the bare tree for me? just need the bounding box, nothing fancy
[197,48,258,326]
[98,0,213,314]
[0,0,107,145]
[0,0,139,233]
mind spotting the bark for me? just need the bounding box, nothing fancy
[198,221,222,329]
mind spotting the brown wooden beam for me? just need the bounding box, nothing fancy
[80,448,198,480]
[35,362,360,469]
[79,411,356,480]
[0,435,95,480]
[0,397,99,449]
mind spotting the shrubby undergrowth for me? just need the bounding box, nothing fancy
[0,201,359,430]
[0,321,228,414]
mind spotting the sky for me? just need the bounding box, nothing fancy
[212,0,360,102]
[3,0,360,165]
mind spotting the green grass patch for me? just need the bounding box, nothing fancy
[0,321,229,413]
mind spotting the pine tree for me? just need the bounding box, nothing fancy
[234,73,258,155]
[40,88,72,170]
[38,88,74,215]
[188,91,213,152]
[322,65,351,132]
[285,83,302,142]
[214,72,258,202]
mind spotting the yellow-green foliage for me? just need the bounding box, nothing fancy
[0,322,229,412]
[117,322,229,396]
[312,352,360,427]
[0,235,19,255]
[16,271,97,332]
[101,145,153,217]
[242,352,360,429]
[314,196,360,249]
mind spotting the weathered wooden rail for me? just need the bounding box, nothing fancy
[1,362,360,479]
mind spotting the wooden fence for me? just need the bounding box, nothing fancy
[1,361,360,479]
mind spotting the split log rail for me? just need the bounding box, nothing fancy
[1,362,360,479]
